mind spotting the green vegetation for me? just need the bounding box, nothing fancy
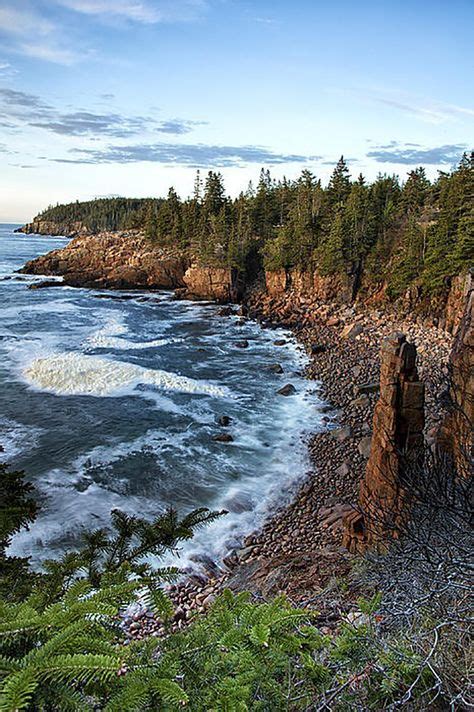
[1,463,471,710]
[35,198,163,234]
[34,153,473,298]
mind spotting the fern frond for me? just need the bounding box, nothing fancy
[0,668,38,712]
[37,653,121,687]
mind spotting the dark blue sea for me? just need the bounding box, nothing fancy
[0,224,325,569]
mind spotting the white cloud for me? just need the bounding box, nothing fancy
[358,89,474,126]
[55,0,209,24]
[16,42,82,65]
[0,3,85,64]
[0,61,18,77]
[374,96,474,125]
[0,6,55,37]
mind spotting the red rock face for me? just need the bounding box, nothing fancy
[182,265,241,303]
[343,333,425,553]
[15,220,88,237]
[20,232,189,290]
[445,272,473,336]
[438,278,473,477]
[265,269,355,303]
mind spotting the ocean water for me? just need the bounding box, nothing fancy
[0,224,325,571]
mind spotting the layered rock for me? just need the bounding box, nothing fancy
[20,232,188,290]
[438,278,473,477]
[343,333,425,553]
[182,265,242,302]
[445,271,473,335]
[15,220,88,237]
[265,268,357,304]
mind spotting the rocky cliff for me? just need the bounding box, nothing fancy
[20,231,188,290]
[15,220,89,237]
[438,274,473,477]
[265,268,357,304]
[182,266,242,303]
[343,333,425,553]
[19,230,244,300]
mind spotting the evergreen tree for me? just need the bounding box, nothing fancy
[318,211,346,274]
[0,464,38,601]
[345,174,371,261]
[327,156,351,209]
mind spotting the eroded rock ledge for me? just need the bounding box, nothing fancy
[20,231,241,301]
[20,232,189,290]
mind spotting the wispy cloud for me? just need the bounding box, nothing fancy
[374,97,474,125]
[0,5,55,37]
[50,142,316,167]
[0,61,17,78]
[55,0,209,24]
[155,119,208,135]
[0,87,205,138]
[352,88,474,126]
[367,142,469,165]
[16,42,83,65]
[0,88,49,110]
[0,3,83,64]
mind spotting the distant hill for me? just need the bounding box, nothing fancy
[17,197,163,236]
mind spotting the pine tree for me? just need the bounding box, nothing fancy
[144,202,158,242]
[327,156,351,210]
[0,464,39,602]
[318,211,346,274]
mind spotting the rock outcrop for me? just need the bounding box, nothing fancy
[343,333,425,553]
[438,277,473,477]
[445,271,473,335]
[15,221,88,237]
[20,232,188,290]
[182,265,242,302]
[265,268,357,304]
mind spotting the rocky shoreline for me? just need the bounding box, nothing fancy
[122,289,454,641]
[9,228,468,639]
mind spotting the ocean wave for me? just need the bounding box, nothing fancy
[23,352,230,398]
[84,314,177,350]
[86,333,177,350]
[0,417,43,459]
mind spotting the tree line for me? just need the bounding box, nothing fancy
[36,153,473,298]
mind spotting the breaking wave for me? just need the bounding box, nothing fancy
[23,352,230,398]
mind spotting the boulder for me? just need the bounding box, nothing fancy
[341,323,363,339]
[277,384,296,396]
[269,363,283,374]
[213,433,234,443]
[355,382,379,395]
[310,343,327,354]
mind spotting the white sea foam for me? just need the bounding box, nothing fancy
[84,313,176,350]
[86,333,176,350]
[0,417,43,459]
[23,352,230,398]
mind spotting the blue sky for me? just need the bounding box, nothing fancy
[0,0,473,221]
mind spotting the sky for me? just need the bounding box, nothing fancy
[0,0,473,222]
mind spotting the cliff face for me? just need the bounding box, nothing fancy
[182,266,242,303]
[15,221,88,237]
[265,268,357,304]
[19,231,244,300]
[438,276,473,476]
[343,333,425,553]
[20,232,188,290]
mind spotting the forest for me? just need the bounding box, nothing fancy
[35,153,473,299]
